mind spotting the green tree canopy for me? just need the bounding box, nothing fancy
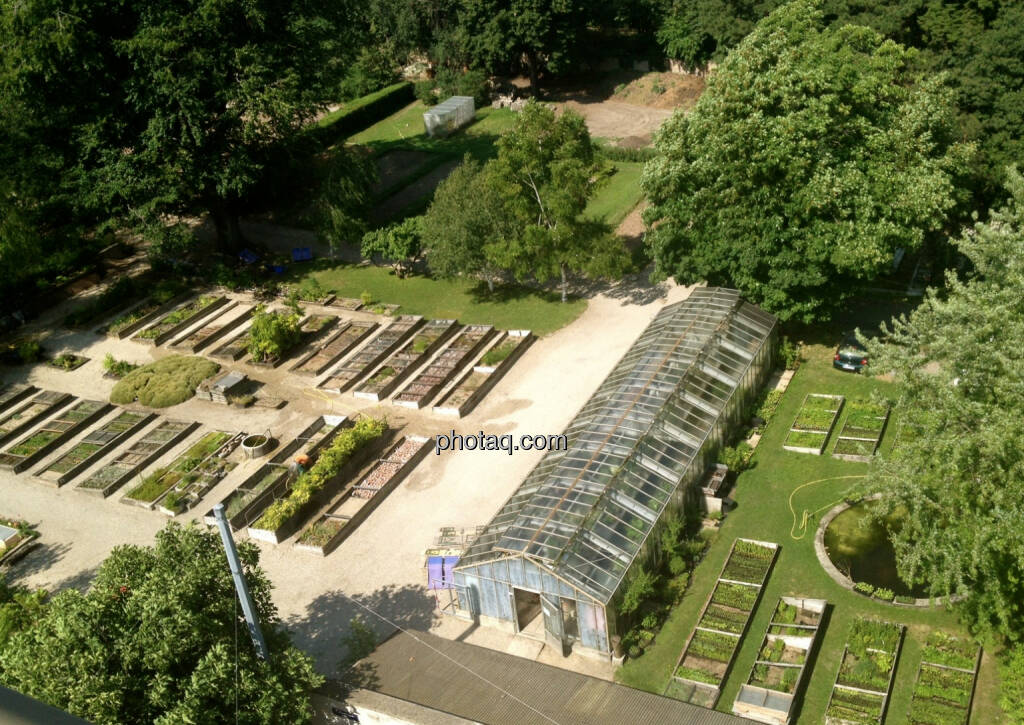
[0,0,357,252]
[643,0,971,321]
[861,168,1024,643]
[0,523,321,724]
[361,216,424,278]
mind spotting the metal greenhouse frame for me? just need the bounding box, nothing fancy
[452,287,778,657]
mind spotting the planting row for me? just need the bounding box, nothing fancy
[667,538,778,707]
[291,321,378,376]
[171,305,254,353]
[77,420,196,497]
[783,393,844,455]
[247,417,389,543]
[295,435,431,555]
[133,295,227,345]
[320,315,423,392]
[207,416,344,529]
[907,631,980,725]
[825,618,905,725]
[832,400,891,462]
[432,331,534,418]
[38,410,153,485]
[733,597,827,725]
[393,324,495,409]
[354,319,458,401]
[0,399,109,472]
[0,390,72,448]
[0,384,36,415]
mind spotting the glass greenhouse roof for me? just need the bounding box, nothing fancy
[456,288,776,604]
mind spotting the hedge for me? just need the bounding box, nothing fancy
[316,82,414,145]
[253,417,387,531]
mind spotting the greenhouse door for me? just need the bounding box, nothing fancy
[540,593,567,652]
[512,588,543,639]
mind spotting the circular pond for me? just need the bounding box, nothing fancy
[822,499,928,598]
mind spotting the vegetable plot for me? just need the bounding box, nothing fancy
[825,618,905,725]
[783,393,844,455]
[832,400,890,462]
[907,631,980,725]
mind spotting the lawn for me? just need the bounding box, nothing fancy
[288,263,586,337]
[348,101,516,161]
[615,342,1003,725]
[586,162,644,227]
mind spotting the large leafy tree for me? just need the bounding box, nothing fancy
[643,0,970,321]
[0,523,322,724]
[0,0,357,252]
[860,168,1024,643]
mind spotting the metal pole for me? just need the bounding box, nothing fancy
[214,503,270,660]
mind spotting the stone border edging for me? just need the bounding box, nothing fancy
[814,495,959,608]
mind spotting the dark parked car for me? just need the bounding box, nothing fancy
[834,332,870,372]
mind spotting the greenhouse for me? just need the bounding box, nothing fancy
[423,95,475,137]
[452,287,778,657]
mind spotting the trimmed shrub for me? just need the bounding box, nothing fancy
[110,355,220,408]
[316,82,414,144]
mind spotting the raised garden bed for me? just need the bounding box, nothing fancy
[330,297,364,311]
[353,319,458,401]
[831,400,891,462]
[825,618,905,725]
[0,399,109,472]
[101,291,192,339]
[209,322,254,361]
[733,597,827,725]
[46,353,89,371]
[432,330,534,418]
[133,295,228,346]
[204,416,345,529]
[295,436,431,555]
[393,324,496,409]
[666,538,779,707]
[121,430,237,510]
[0,384,36,415]
[170,304,252,353]
[157,432,246,515]
[37,410,154,485]
[320,315,423,393]
[0,391,73,448]
[290,320,378,376]
[63,275,146,329]
[76,420,197,497]
[250,314,336,368]
[247,417,390,544]
[783,393,844,455]
[906,632,980,725]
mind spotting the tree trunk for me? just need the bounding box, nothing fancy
[211,202,245,254]
[487,277,494,293]
[525,49,540,95]
[560,262,568,303]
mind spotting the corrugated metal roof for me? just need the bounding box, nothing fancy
[352,630,752,725]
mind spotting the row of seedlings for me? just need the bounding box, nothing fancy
[133,294,228,345]
[0,384,36,415]
[76,420,197,497]
[732,597,827,725]
[206,416,346,530]
[353,319,459,401]
[251,313,337,368]
[101,291,191,339]
[295,435,431,555]
[782,393,845,455]
[290,320,378,376]
[36,410,154,486]
[247,417,390,544]
[393,324,496,409]
[171,305,254,353]
[666,538,779,707]
[832,400,891,462]
[907,631,981,725]
[0,399,109,472]
[432,330,535,418]
[825,618,905,725]
[320,315,424,393]
[0,391,73,448]
[121,430,239,512]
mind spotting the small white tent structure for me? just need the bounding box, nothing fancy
[423,96,475,138]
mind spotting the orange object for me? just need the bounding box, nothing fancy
[295,454,311,466]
